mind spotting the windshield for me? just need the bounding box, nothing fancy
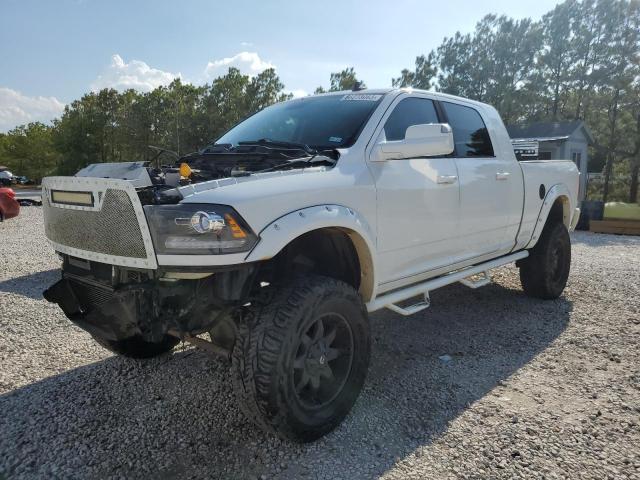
[215,93,384,149]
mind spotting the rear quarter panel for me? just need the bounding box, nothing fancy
[514,160,579,250]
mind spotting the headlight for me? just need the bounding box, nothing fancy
[144,204,258,255]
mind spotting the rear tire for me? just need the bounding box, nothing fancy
[93,335,179,359]
[231,274,370,442]
[519,221,571,299]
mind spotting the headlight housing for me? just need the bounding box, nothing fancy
[144,204,258,255]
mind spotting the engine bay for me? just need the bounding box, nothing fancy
[76,142,339,206]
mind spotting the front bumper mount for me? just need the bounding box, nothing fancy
[43,275,230,343]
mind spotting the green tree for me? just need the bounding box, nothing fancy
[392,52,438,90]
[315,67,365,93]
[203,67,252,140]
[53,94,103,174]
[0,123,59,182]
[246,68,291,113]
[163,79,208,155]
[568,0,608,120]
[538,1,579,119]
[597,0,640,202]
[431,15,543,124]
[485,15,543,123]
[48,66,292,172]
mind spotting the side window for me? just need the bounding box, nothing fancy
[441,102,494,157]
[383,98,439,141]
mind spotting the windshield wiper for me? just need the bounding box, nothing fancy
[201,143,232,154]
[230,154,336,177]
[237,138,318,155]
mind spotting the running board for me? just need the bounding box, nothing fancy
[459,271,491,289]
[385,293,431,316]
[367,251,529,315]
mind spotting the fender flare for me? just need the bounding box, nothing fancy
[245,204,378,301]
[525,183,577,249]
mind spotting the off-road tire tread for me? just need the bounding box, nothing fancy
[520,221,571,299]
[231,274,369,442]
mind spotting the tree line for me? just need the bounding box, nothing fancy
[390,0,640,203]
[0,68,291,179]
[0,0,638,202]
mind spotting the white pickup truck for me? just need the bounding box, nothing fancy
[42,88,580,442]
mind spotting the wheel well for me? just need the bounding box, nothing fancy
[546,196,570,228]
[258,228,374,301]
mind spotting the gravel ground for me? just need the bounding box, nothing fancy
[1,208,639,480]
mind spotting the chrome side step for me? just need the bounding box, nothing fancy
[459,271,491,289]
[367,251,529,315]
[385,292,431,316]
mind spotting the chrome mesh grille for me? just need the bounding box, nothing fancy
[44,189,147,259]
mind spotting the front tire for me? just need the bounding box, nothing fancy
[93,335,179,359]
[231,274,370,442]
[519,221,571,299]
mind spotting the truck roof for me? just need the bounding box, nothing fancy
[310,88,491,110]
[315,88,394,96]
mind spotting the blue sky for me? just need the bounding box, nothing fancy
[0,0,561,131]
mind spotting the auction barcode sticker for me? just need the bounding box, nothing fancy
[341,94,382,101]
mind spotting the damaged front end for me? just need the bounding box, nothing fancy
[40,171,261,352]
[44,255,256,347]
[41,145,327,353]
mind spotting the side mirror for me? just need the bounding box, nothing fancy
[372,123,455,161]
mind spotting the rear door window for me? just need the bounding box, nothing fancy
[441,102,494,157]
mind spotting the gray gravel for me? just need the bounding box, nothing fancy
[1,208,639,480]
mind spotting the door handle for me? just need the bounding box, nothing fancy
[496,172,510,181]
[437,175,458,184]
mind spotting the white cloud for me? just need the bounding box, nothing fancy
[204,52,274,79]
[0,52,288,132]
[285,89,308,98]
[0,87,66,132]
[240,41,254,47]
[91,54,180,92]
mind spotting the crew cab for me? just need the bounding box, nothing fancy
[42,88,580,442]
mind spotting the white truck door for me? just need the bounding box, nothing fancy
[440,101,521,260]
[367,96,460,286]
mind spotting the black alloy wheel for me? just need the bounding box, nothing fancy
[232,274,371,442]
[292,312,354,410]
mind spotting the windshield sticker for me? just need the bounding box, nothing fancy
[328,136,343,143]
[340,94,382,102]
